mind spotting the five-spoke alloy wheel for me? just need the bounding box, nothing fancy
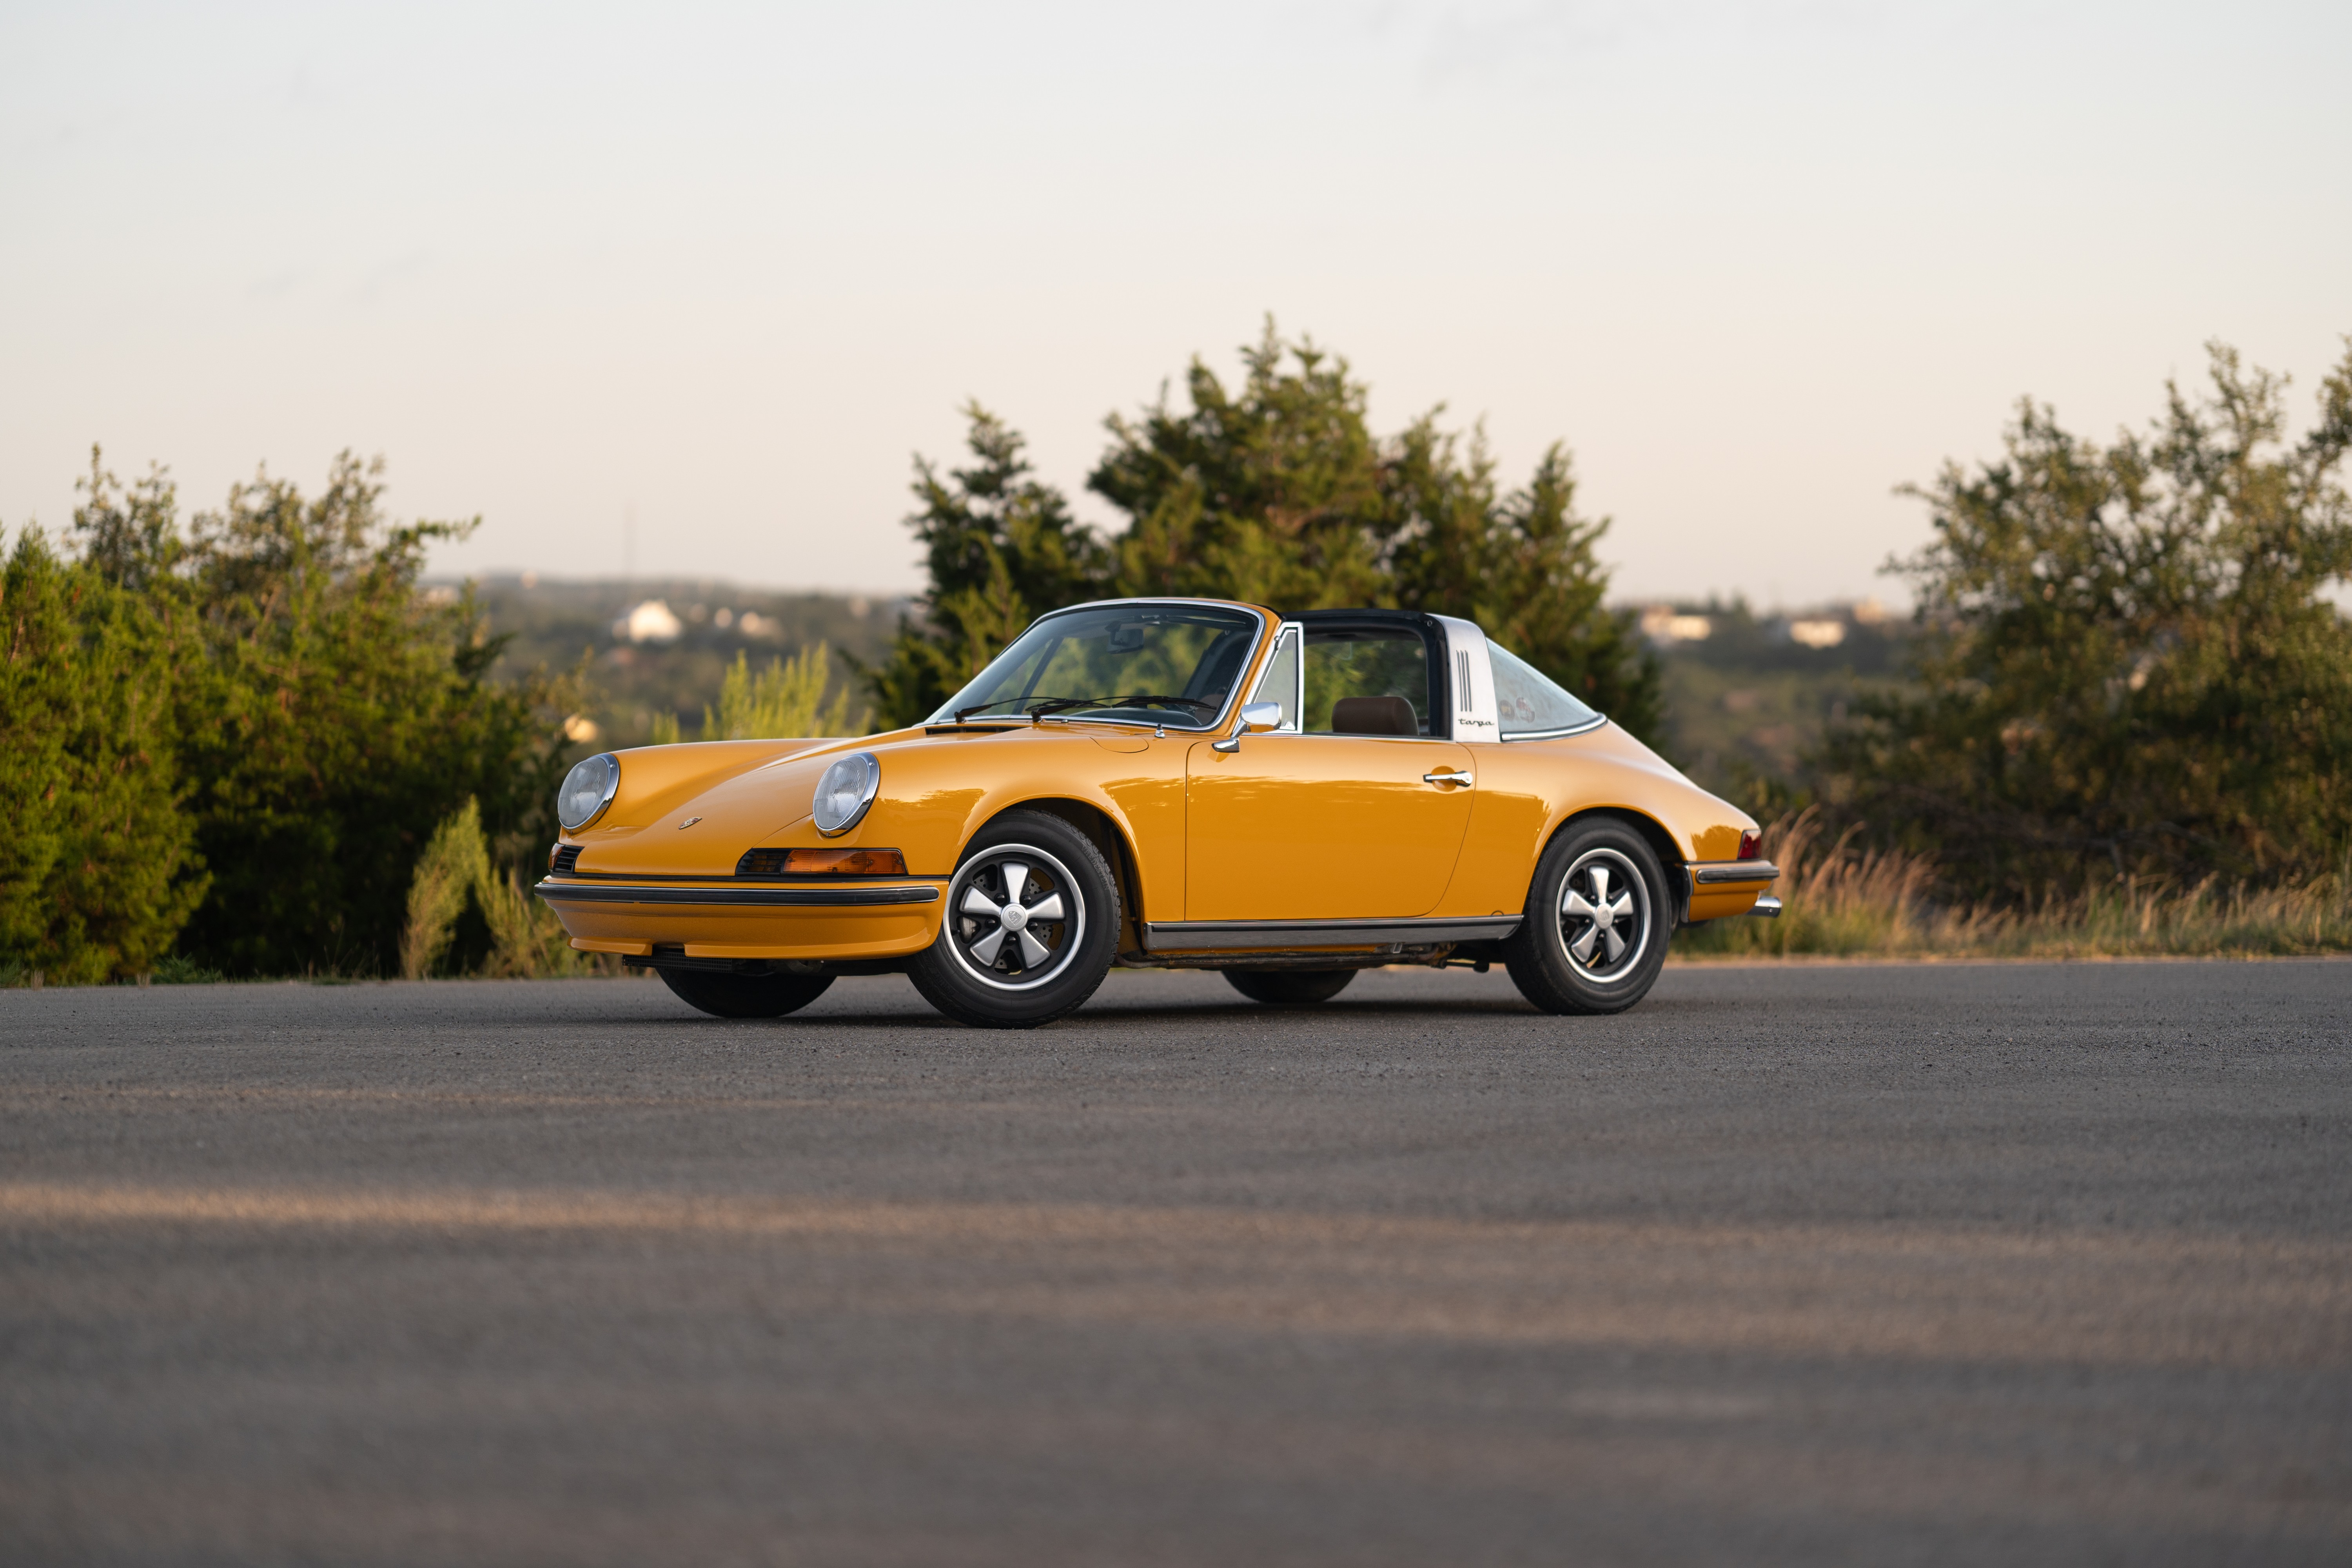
[908,810,1120,1028]
[947,847,1083,987]
[1555,847,1652,981]
[1502,817,1672,1015]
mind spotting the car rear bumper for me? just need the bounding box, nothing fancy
[1684,860,1779,921]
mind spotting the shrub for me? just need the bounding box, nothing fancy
[1820,339,2352,896]
[400,798,591,979]
[702,643,856,739]
[71,450,580,976]
[0,529,205,984]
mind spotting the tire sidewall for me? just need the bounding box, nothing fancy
[1506,818,1672,1015]
[910,810,1120,1027]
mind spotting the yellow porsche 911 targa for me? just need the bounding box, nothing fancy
[535,599,1780,1026]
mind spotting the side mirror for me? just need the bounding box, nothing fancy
[1212,701,1284,753]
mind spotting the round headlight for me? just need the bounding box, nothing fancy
[557,752,620,831]
[812,751,880,837]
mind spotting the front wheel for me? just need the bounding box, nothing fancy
[1224,968,1357,1005]
[657,967,834,1019]
[1501,818,1672,1015]
[906,810,1120,1028]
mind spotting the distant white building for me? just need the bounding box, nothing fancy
[1639,605,1713,646]
[614,599,683,644]
[1787,617,1848,649]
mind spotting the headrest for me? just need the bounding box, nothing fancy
[1331,695,1420,736]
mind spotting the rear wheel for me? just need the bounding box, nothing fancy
[1223,968,1357,1005]
[1502,817,1672,1016]
[907,810,1120,1029]
[657,967,834,1019]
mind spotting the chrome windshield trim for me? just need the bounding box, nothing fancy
[930,599,1272,735]
[534,882,941,908]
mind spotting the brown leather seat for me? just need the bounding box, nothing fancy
[1331,695,1420,736]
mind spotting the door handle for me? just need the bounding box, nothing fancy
[1423,771,1473,788]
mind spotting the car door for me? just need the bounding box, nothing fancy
[1184,621,1475,921]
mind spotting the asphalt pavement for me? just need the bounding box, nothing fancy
[4,959,2348,1566]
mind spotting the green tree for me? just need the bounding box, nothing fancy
[1820,338,2352,895]
[1380,419,1661,734]
[0,528,205,983]
[1091,330,1390,610]
[871,323,1660,738]
[868,406,1109,727]
[73,450,581,976]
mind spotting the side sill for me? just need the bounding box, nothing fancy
[1142,915,1521,953]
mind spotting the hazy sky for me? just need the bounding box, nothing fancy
[4,1,2346,608]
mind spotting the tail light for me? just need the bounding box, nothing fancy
[1738,829,1762,861]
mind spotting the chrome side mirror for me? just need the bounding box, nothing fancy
[1211,701,1283,754]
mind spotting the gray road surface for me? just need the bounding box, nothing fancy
[4,960,2349,1566]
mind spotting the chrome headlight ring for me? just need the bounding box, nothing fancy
[556,752,621,831]
[812,751,881,837]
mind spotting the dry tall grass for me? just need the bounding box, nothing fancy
[1675,808,2352,960]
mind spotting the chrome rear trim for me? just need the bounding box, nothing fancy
[1694,862,1780,884]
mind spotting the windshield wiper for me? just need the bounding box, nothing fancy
[951,696,1100,723]
[952,693,1221,725]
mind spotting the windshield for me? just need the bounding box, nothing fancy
[929,604,1264,729]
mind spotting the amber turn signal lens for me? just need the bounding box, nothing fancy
[1737,829,1762,861]
[786,848,907,876]
[735,847,907,877]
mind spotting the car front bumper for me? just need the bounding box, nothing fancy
[532,878,946,961]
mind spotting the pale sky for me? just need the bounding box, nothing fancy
[4,1,2346,608]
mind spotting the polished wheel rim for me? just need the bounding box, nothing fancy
[1555,847,1650,984]
[946,844,1085,991]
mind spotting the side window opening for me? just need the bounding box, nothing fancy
[1302,627,1433,736]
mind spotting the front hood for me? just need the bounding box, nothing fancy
[566,737,867,877]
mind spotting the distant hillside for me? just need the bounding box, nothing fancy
[1639,599,1909,799]
[448,575,1904,780]
[445,575,911,746]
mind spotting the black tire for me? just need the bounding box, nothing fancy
[1501,817,1673,1016]
[1223,968,1357,1005]
[657,967,834,1019]
[906,810,1120,1029]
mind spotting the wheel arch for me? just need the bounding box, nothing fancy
[1531,806,1692,925]
[975,796,1148,960]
